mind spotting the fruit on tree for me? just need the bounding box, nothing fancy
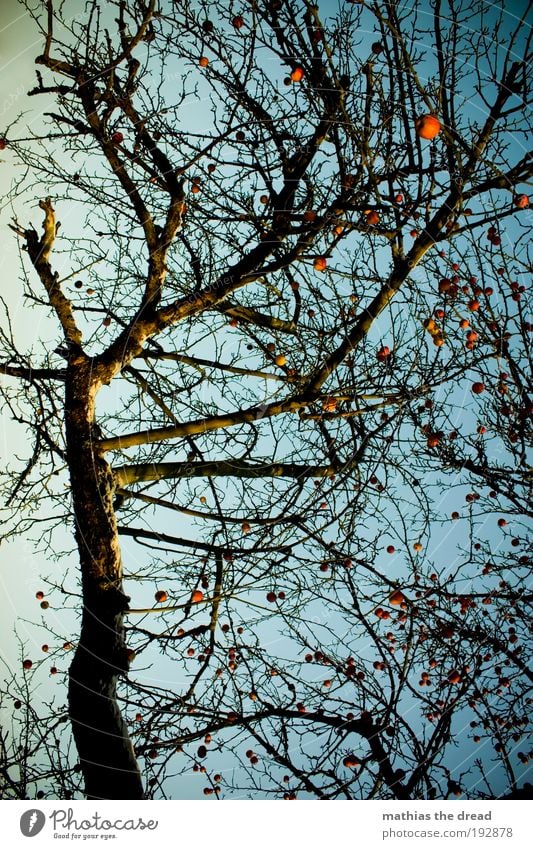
[389,589,406,606]
[415,114,441,139]
[322,397,337,412]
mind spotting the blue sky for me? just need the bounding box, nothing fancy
[0,0,531,801]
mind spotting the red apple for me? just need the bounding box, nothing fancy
[376,345,391,362]
[415,114,441,140]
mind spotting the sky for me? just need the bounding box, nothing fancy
[0,0,530,802]
[0,0,63,667]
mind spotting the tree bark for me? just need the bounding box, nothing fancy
[65,363,143,800]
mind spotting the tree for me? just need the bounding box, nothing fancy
[0,0,531,801]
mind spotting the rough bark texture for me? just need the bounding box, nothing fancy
[65,363,143,800]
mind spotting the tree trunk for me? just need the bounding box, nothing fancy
[65,363,143,800]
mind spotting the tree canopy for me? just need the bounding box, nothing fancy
[0,0,531,801]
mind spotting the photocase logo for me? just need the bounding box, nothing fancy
[20,809,46,838]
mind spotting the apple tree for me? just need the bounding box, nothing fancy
[0,0,531,800]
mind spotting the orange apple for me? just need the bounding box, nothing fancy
[415,114,441,139]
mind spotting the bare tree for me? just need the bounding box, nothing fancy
[0,0,531,800]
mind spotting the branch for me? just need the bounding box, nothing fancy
[0,363,66,382]
[216,301,298,334]
[11,199,83,349]
[117,525,291,555]
[99,396,306,452]
[113,459,337,486]
[140,350,290,382]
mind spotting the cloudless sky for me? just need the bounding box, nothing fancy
[0,0,530,800]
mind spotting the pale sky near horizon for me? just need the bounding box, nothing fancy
[0,0,77,673]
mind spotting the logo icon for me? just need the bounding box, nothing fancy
[20,809,46,837]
